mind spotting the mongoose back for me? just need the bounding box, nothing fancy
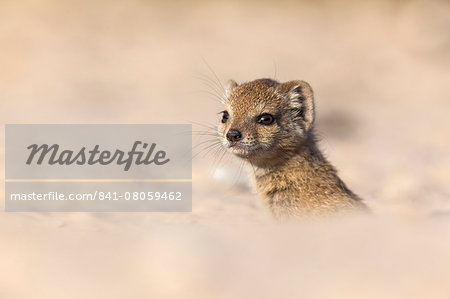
[218,78,367,219]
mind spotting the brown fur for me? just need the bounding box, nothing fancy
[218,78,367,219]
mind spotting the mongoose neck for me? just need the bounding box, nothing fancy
[251,131,326,174]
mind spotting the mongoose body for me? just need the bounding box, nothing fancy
[218,78,367,218]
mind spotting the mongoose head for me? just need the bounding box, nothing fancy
[218,78,315,165]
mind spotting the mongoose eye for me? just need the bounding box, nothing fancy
[257,113,275,125]
[221,111,229,124]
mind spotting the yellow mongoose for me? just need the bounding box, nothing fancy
[218,78,367,218]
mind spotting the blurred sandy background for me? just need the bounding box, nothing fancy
[1,0,450,298]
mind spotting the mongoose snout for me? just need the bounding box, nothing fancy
[226,129,242,143]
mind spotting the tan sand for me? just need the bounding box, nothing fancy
[1,0,450,298]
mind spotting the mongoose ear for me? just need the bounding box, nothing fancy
[225,80,238,97]
[278,80,315,131]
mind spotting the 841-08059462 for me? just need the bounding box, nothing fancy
[98,191,183,201]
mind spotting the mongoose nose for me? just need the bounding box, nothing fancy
[226,129,242,143]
